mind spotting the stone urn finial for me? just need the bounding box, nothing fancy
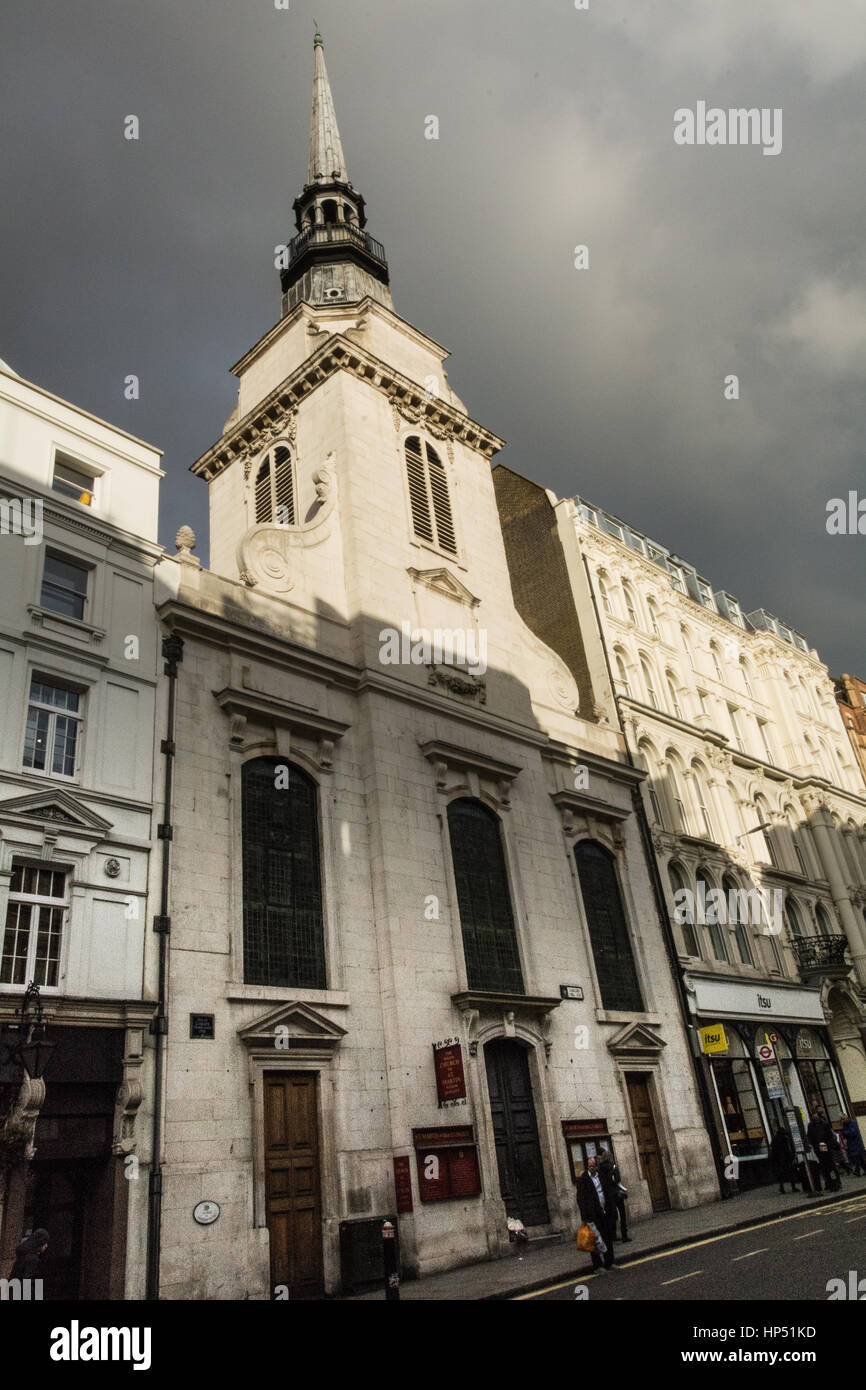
[175,525,196,553]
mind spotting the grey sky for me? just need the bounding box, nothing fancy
[1,0,863,672]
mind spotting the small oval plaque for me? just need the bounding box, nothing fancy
[193,1201,220,1226]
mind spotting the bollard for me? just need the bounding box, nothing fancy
[382,1220,399,1300]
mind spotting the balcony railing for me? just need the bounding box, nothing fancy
[287,222,387,268]
[791,933,849,980]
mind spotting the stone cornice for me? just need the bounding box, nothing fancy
[191,334,505,481]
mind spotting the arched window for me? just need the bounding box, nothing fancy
[573,840,643,1011]
[322,198,338,224]
[598,575,612,615]
[242,757,325,988]
[622,582,638,627]
[722,873,753,965]
[710,643,724,684]
[786,808,809,876]
[647,598,661,639]
[669,861,700,957]
[786,897,806,937]
[666,671,683,720]
[740,659,754,698]
[613,649,631,697]
[666,754,688,833]
[405,435,456,554]
[640,655,659,709]
[447,799,523,994]
[691,763,715,841]
[681,625,696,670]
[753,796,777,866]
[815,903,834,937]
[637,741,662,825]
[254,444,295,526]
[696,869,728,961]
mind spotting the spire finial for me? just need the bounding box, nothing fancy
[308,25,347,183]
[314,22,322,47]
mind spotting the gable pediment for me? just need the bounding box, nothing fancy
[407,567,480,609]
[605,1021,667,1059]
[0,789,113,835]
[238,1000,347,1053]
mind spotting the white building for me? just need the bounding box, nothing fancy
[529,485,866,1186]
[149,32,718,1300]
[0,359,163,1297]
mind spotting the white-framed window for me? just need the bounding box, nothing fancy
[598,575,612,615]
[710,643,725,683]
[757,720,775,765]
[1,861,68,989]
[253,444,295,525]
[666,672,683,719]
[698,581,714,608]
[23,676,82,779]
[669,567,684,594]
[681,626,696,669]
[622,582,638,627]
[40,552,89,621]
[697,689,709,716]
[647,599,661,639]
[640,656,659,709]
[405,435,457,555]
[667,758,689,833]
[52,452,96,507]
[614,651,631,697]
[693,768,715,840]
[740,659,754,698]
[728,705,745,753]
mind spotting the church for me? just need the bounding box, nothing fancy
[149,31,718,1298]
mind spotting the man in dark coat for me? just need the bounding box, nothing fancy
[576,1156,617,1270]
[598,1147,630,1241]
[10,1228,48,1283]
[769,1128,798,1194]
[806,1111,837,1192]
[842,1115,866,1177]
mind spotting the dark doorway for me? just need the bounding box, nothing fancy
[484,1039,549,1226]
[23,1158,105,1299]
[626,1073,670,1211]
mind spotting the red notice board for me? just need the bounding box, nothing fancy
[412,1126,481,1203]
[433,1041,467,1106]
[393,1155,414,1213]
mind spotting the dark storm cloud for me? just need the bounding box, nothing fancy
[1,0,863,670]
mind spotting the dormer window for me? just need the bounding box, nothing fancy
[404,435,457,555]
[254,445,295,526]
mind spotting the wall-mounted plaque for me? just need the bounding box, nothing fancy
[193,1201,220,1225]
[560,984,584,1000]
[189,1013,215,1039]
[393,1155,413,1213]
[433,1039,467,1106]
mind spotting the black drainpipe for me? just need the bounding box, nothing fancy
[146,632,184,1300]
[580,553,727,1200]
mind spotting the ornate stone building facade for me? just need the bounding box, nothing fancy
[493,474,866,1187]
[835,674,866,791]
[148,34,717,1299]
[0,360,163,1296]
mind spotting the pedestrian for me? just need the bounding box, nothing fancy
[806,1110,837,1192]
[598,1147,630,1241]
[842,1115,866,1177]
[828,1125,844,1187]
[769,1127,798,1194]
[10,1228,48,1283]
[576,1155,617,1271]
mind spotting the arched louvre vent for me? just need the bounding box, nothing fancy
[427,444,456,553]
[404,435,456,554]
[273,446,295,524]
[253,444,296,525]
[255,459,272,524]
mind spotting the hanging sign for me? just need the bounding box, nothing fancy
[433,1038,467,1107]
[699,1024,728,1055]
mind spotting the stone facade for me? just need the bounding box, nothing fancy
[835,674,866,791]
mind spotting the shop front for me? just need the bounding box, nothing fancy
[686,976,850,1191]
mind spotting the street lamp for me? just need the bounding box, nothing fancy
[0,982,56,1080]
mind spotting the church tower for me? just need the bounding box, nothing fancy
[160,30,718,1300]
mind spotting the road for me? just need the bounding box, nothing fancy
[517,1192,866,1300]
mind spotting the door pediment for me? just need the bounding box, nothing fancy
[0,789,113,835]
[606,1022,667,1060]
[238,1000,347,1054]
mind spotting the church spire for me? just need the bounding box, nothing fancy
[280,31,392,317]
[308,27,348,185]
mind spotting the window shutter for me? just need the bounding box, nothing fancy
[255,460,272,523]
[405,436,434,543]
[272,446,295,524]
[427,444,456,553]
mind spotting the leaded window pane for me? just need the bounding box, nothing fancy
[447,799,524,995]
[574,840,643,1011]
[242,758,326,988]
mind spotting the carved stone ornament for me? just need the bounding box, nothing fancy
[104,857,122,879]
[237,456,337,594]
[391,397,451,442]
[428,664,487,704]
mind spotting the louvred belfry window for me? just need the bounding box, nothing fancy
[405,435,457,554]
[447,798,524,994]
[573,840,644,1012]
[242,757,326,988]
[254,445,296,525]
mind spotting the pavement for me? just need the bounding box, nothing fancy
[339,1172,866,1300]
